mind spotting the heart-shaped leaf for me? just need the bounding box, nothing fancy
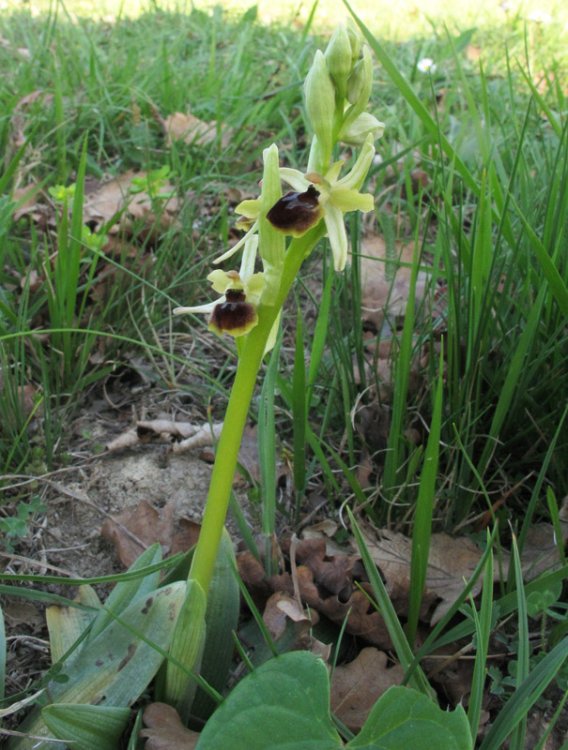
[196,651,342,750]
[348,685,473,750]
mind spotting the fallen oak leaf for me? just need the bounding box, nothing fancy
[359,526,484,625]
[83,170,180,236]
[101,499,200,568]
[296,565,392,649]
[292,536,356,599]
[359,233,428,331]
[331,647,404,732]
[263,592,318,641]
[163,111,233,149]
[141,702,200,750]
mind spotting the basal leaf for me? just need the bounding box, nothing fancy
[348,686,473,750]
[42,703,130,750]
[196,651,342,750]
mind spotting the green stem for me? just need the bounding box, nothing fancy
[189,224,325,593]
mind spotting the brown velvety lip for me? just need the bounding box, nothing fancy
[210,289,258,335]
[266,185,323,235]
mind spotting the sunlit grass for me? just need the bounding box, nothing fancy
[2,0,567,41]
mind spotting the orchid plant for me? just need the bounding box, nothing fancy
[165,22,384,716]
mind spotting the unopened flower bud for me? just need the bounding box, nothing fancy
[347,59,365,105]
[339,112,385,145]
[346,20,362,63]
[346,46,373,111]
[324,25,352,99]
[304,50,336,166]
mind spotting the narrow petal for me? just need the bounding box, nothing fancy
[326,161,344,184]
[213,221,258,264]
[335,133,375,192]
[173,298,222,316]
[324,204,348,271]
[279,168,310,192]
[259,147,285,270]
[263,310,282,355]
[239,235,259,280]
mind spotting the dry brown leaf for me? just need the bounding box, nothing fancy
[141,703,200,750]
[354,401,391,454]
[105,420,224,453]
[101,499,200,567]
[331,648,404,731]
[520,517,568,580]
[12,183,48,226]
[294,537,356,598]
[361,527,483,624]
[296,565,392,648]
[1,599,44,630]
[9,90,54,151]
[263,592,310,640]
[237,540,391,647]
[83,171,180,235]
[163,112,232,149]
[0,381,39,419]
[359,234,428,331]
[300,519,338,540]
[237,549,269,589]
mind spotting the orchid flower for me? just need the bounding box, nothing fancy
[267,133,376,271]
[173,235,264,337]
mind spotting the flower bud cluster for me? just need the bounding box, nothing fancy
[304,22,384,171]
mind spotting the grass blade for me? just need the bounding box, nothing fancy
[407,342,444,643]
[343,0,478,196]
[478,636,568,750]
[382,240,420,499]
[348,508,434,698]
[467,540,493,740]
[258,332,281,573]
[292,305,307,511]
[508,534,530,750]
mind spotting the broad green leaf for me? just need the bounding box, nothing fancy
[88,543,163,640]
[42,704,130,750]
[46,585,101,664]
[192,529,240,721]
[11,581,186,749]
[163,579,207,722]
[54,581,186,706]
[196,651,342,750]
[348,686,473,750]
